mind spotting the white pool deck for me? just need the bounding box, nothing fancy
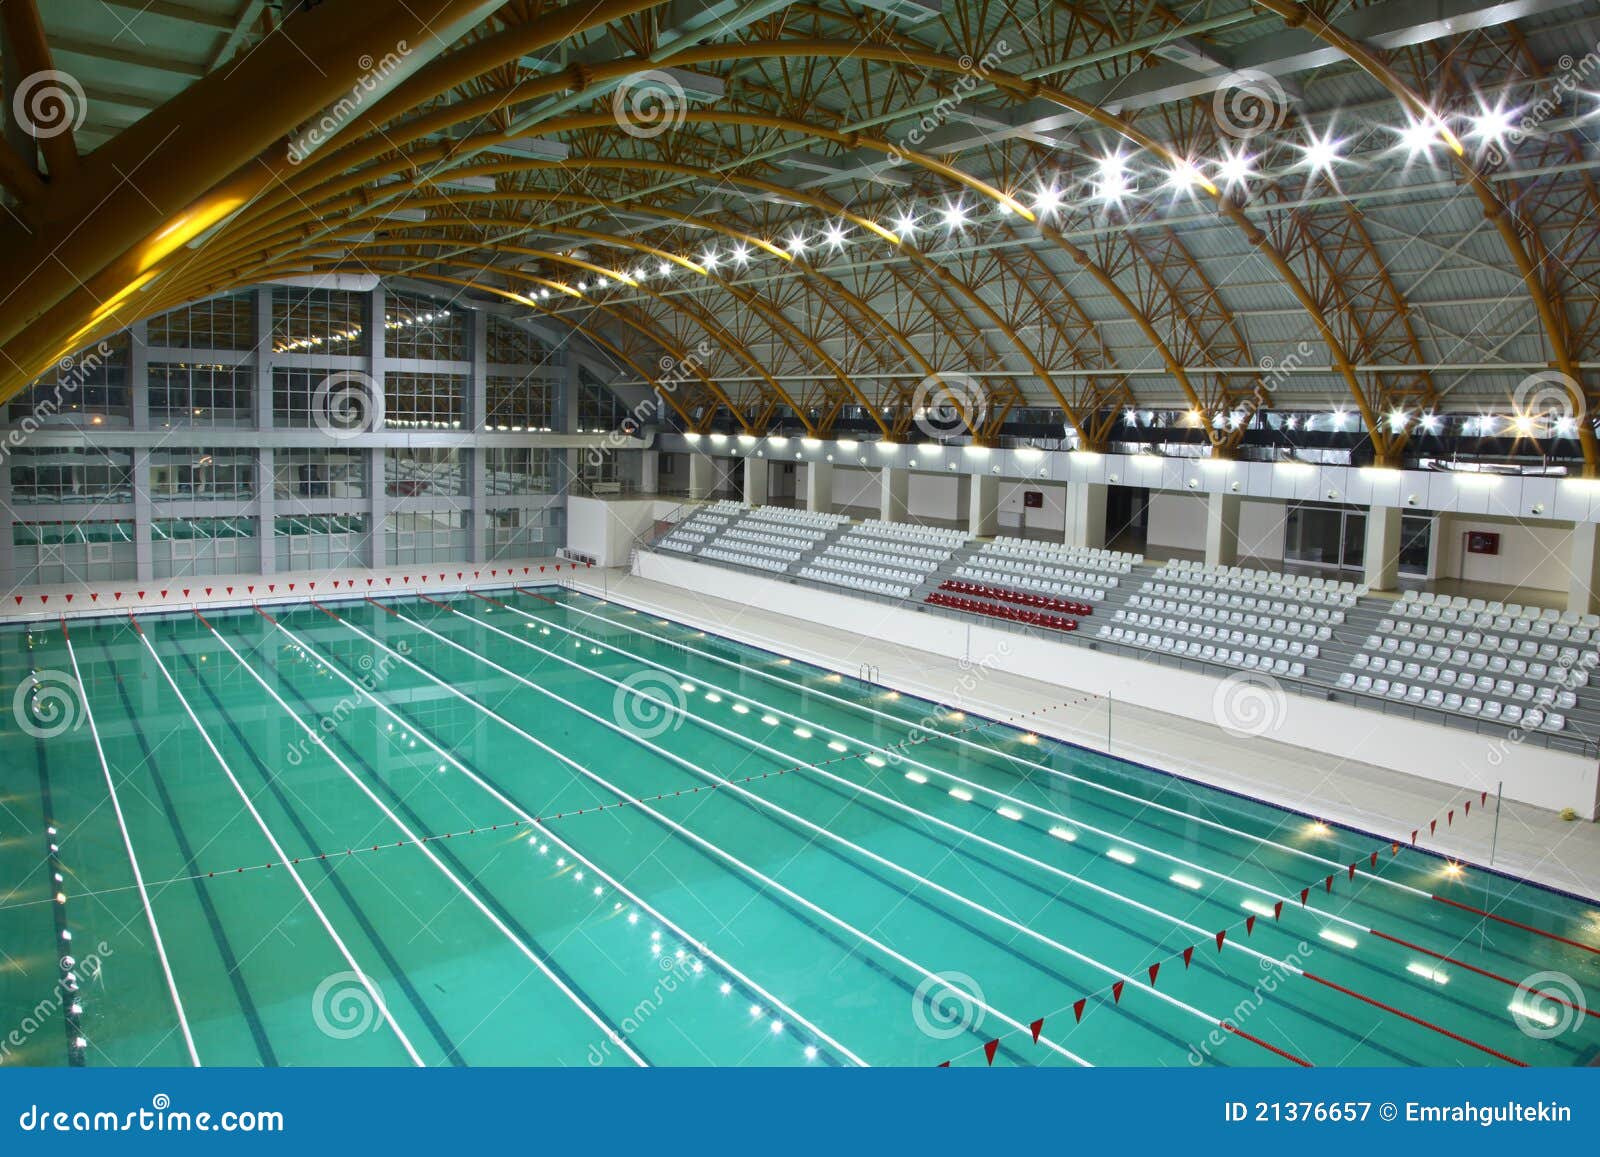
[567,565,1600,905]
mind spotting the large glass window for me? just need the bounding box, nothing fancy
[385,509,466,564]
[384,448,464,497]
[151,517,259,578]
[149,447,256,501]
[149,363,254,427]
[6,338,131,426]
[484,374,554,430]
[271,287,367,354]
[577,379,626,433]
[274,449,367,500]
[485,315,557,366]
[9,447,133,504]
[273,367,379,429]
[384,291,465,360]
[12,518,136,584]
[483,507,546,560]
[275,513,369,572]
[484,447,552,495]
[385,372,464,429]
[147,293,254,350]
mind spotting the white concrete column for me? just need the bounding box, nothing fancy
[805,460,834,512]
[743,456,769,506]
[639,450,660,494]
[1064,481,1107,549]
[1204,492,1241,568]
[1363,503,1403,591]
[257,448,277,576]
[879,466,908,522]
[688,452,716,500]
[1568,521,1600,614]
[368,447,387,568]
[968,473,1000,537]
[132,448,153,581]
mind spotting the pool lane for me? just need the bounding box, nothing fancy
[531,592,1600,983]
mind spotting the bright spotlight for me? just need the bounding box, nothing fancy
[1397,116,1446,157]
[1217,145,1255,187]
[1298,130,1343,173]
[1469,103,1517,145]
[1032,185,1062,214]
[941,202,968,229]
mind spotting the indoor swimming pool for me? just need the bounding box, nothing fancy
[1,588,1596,1067]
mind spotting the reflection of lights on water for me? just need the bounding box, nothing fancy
[1107,849,1136,865]
[1319,929,1359,949]
[1406,961,1449,985]
[1048,826,1077,843]
[1509,998,1557,1028]
[1169,873,1202,890]
[948,787,973,802]
[996,806,1023,821]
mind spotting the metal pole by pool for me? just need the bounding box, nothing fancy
[1491,780,1503,866]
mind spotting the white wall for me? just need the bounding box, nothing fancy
[998,481,1067,535]
[567,496,682,567]
[1238,500,1288,562]
[635,552,1600,818]
[1146,491,1208,553]
[1146,493,1295,564]
[1436,513,1571,594]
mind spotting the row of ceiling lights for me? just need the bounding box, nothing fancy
[520,101,1552,303]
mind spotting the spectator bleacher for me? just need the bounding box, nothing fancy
[646,505,1600,753]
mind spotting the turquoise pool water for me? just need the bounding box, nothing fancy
[0,588,1596,1067]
